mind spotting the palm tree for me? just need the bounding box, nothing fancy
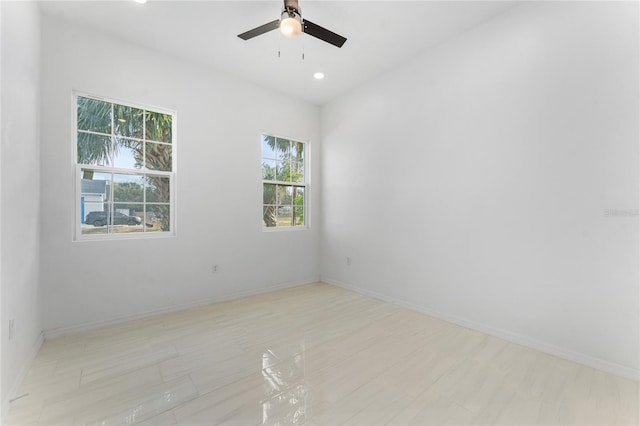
[77,97,112,179]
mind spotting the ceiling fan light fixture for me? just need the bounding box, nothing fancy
[238,0,346,48]
[280,12,302,37]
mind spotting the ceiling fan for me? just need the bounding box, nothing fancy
[238,0,347,48]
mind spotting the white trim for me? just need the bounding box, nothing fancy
[76,164,172,177]
[43,278,320,340]
[262,226,309,233]
[71,91,79,243]
[74,91,176,117]
[75,230,174,242]
[77,129,172,147]
[4,332,44,421]
[322,276,640,381]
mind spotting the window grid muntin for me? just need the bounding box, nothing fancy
[261,134,307,229]
[79,166,171,235]
[75,94,175,239]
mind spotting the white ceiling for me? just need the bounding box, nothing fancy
[38,1,516,105]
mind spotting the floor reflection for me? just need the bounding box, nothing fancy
[262,344,310,425]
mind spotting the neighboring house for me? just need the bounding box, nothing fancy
[80,179,107,223]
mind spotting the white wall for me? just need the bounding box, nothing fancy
[40,16,320,334]
[1,0,43,418]
[321,1,639,378]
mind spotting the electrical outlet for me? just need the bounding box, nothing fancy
[212,264,219,273]
[346,257,351,266]
[8,319,14,341]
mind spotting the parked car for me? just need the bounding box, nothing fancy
[85,211,142,227]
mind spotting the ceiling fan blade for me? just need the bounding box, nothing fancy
[238,19,280,40]
[302,19,347,48]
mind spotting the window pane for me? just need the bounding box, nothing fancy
[146,176,170,203]
[77,97,111,134]
[293,142,304,162]
[294,187,304,207]
[145,142,172,171]
[294,206,304,226]
[146,205,170,232]
[145,111,172,143]
[113,174,144,202]
[277,208,293,227]
[84,203,112,232]
[81,171,111,201]
[263,184,276,205]
[113,139,142,169]
[78,133,112,166]
[81,194,108,234]
[276,138,291,160]
[276,160,290,182]
[277,185,293,206]
[81,222,108,235]
[263,205,277,228]
[112,204,143,232]
[115,204,143,220]
[262,135,276,159]
[80,180,108,213]
[114,105,143,139]
[291,161,304,183]
[262,160,276,180]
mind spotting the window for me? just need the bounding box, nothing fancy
[75,94,175,238]
[261,134,307,229]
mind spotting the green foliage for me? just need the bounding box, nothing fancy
[146,111,172,143]
[114,104,144,139]
[145,143,172,171]
[146,176,170,203]
[77,97,111,134]
[148,204,170,232]
[276,138,290,154]
[146,176,170,231]
[78,133,111,172]
[262,162,276,180]
[113,181,143,203]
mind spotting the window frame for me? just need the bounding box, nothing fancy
[261,133,310,232]
[73,92,177,241]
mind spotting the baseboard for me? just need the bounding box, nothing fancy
[322,276,640,381]
[3,331,44,424]
[44,278,319,340]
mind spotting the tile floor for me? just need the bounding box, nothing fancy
[7,283,639,425]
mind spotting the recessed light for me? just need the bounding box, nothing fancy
[313,72,325,80]
[133,0,147,4]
